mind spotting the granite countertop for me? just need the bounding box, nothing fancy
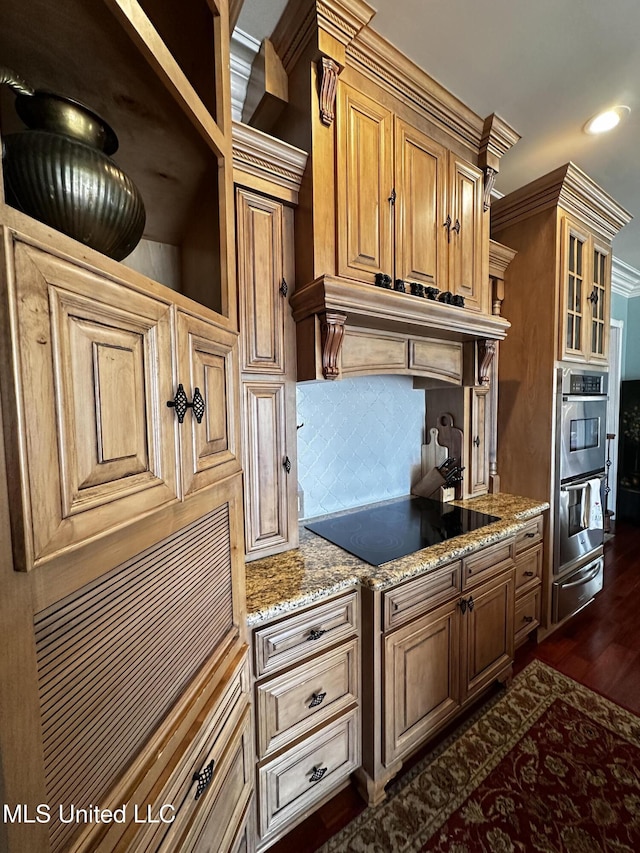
[245,493,549,626]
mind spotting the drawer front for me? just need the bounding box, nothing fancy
[174,708,254,853]
[514,515,544,554]
[253,591,359,677]
[128,656,250,853]
[258,709,360,839]
[383,561,461,631]
[256,639,359,758]
[462,539,514,590]
[514,544,542,591]
[514,587,541,647]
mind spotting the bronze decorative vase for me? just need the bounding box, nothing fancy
[1,68,145,261]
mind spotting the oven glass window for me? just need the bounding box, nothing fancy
[569,417,599,452]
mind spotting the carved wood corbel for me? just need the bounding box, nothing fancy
[483,166,497,212]
[318,56,340,126]
[320,310,346,379]
[477,340,497,386]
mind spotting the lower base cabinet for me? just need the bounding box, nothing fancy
[250,591,360,850]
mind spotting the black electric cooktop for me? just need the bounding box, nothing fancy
[305,496,500,566]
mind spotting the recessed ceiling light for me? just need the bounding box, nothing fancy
[584,105,630,135]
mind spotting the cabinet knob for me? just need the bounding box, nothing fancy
[523,615,534,623]
[191,387,205,424]
[443,214,452,241]
[283,456,292,474]
[467,595,474,612]
[310,766,328,783]
[280,278,289,297]
[308,691,327,708]
[452,218,461,235]
[388,188,396,206]
[458,598,467,614]
[525,532,537,539]
[307,628,327,641]
[473,435,480,447]
[524,570,534,577]
[588,287,599,305]
[193,759,215,800]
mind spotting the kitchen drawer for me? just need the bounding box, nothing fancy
[177,708,254,853]
[514,544,542,591]
[462,539,514,590]
[253,591,358,677]
[514,587,541,647]
[258,708,360,839]
[383,560,461,631]
[514,515,544,554]
[256,638,359,758]
[128,655,251,853]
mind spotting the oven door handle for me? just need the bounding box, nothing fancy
[560,473,605,492]
[561,563,602,588]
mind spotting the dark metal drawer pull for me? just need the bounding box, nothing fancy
[193,759,215,800]
[308,691,326,708]
[280,277,288,297]
[310,766,327,783]
[167,383,205,424]
[283,456,292,473]
[307,628,327,641]
[524,570,535,577]
[525,532,537,539]
[458,598,467,614]
[467,595,474,612]
[523,615,534,623]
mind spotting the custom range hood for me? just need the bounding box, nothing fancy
[255,0,518,383]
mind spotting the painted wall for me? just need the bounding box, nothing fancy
[296,375,425,519]
[625,297,640,380]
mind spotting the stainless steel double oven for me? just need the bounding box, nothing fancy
[553,366,608,622]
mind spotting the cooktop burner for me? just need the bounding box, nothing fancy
[305,496,500,566]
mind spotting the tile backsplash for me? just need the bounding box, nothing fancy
[296,375,425,519]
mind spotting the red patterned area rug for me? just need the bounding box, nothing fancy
[319,661,640,852]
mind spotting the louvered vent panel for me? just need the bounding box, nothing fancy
[34,506,235,853]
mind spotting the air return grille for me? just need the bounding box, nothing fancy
[34,506,234,852]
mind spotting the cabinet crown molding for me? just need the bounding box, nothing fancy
[272,0,375,73]
[232,121,308,200]
[491,162,633,242]
[480,113,521,172]
[489,239,517,280]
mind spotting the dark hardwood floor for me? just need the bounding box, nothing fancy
[269,521,640,853]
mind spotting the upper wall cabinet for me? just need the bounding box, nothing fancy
[337,87,484,311]
[492,163,631,368]
[263,0,519,381]
[0,0,236,324]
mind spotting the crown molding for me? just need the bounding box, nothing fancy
[479,114,521,172]
[489,239,517,281]
[272,0,374,74]
[230,28,261,121]
[232,121,308,200]
[491,162,633,242]
[611,256,640,298]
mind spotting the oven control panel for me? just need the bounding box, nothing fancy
[565,371,607,396]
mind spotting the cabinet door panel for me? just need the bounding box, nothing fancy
[395,120,448,287]
[177,311,241,497]
[468,386,490,496]
[449,157,483,311]
[236,189,286,374]
[337,84,393,282]
[7,241,178,571]
[560,216,589,362]
[461,570,514,700]
[384,599,460,764]
[589,242,610,362]
[242,381,291,556]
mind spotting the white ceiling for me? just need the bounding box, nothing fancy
[236,0,640,272]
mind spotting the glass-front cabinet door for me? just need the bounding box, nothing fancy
[589,243,610,362]
[561,216,589,361]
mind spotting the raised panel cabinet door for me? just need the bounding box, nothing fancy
[460,570,514,701]
[589,241,611,362]
[383,598,461,765]
[448,156,484,312]
[395,120,448,288]
[176,310,241,497]
[242,380,292,557]
[468,386,490,496]
[336,83,393,283]
[559,215,590,362]
[236,189,287,374]
[4,240,178,571]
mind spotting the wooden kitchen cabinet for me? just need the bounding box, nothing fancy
[492,164,629,631]
[360,537,515,805]
[513,514,544,646]
[336,82,484,310]
[560,214,611,363]
[233,127,307,560]
[0,1,253,851]
[250,591,360,849]
[2,237,240,575]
